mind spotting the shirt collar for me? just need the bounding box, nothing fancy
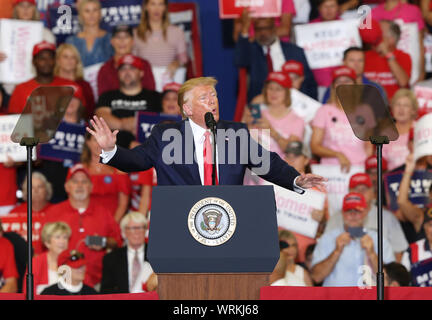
[128,244,145,255]
[262,37,280,53]
[188,118,210,144]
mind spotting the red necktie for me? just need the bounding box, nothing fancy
[266,46,273,73]
[203,131,218,185]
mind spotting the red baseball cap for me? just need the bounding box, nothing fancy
[58,250,86,269]
[266,71,292,88]
[32,41,56,57]
[281,60,304,77]
[163,82,182,93]
[117,54,144,71]
[349,173,372,189]
[342,192,367,212]
[66,163,91,182]
[365,155,388,171]
[359,18,382,46]
[332,66,357,83]
[13,0,36,6]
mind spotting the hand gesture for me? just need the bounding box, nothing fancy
[295,173,327,190]
[240,8,253,34]
[0,52,7,63]
[336,232,351,252]
[404,153,415,174]
[360,234,375,256]
[337,152,351,173]
[311,209,325,222]
[86,116,118,152]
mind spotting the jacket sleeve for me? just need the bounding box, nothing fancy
[100,254,116,294]
[234,35,252,68]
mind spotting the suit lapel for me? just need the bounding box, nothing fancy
[181,120,201,185]
[120,247,130,292]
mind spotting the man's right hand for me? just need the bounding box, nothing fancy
[86,116,118,152]
[335,232,351,253]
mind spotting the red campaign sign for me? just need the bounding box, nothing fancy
[1,212,45,252]
[414,86,432,118]
[219,0,281,19]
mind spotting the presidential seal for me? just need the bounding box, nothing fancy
[188,197,237,246]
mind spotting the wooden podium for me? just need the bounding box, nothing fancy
[157,273,270,300]
[148,186,279,300]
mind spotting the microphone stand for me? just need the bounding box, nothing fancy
[210,123,217,186]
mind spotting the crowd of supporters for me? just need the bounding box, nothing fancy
[1,0,432,295]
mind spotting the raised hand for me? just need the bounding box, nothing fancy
[86,116,118,152]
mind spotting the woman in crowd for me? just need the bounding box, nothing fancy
[161,82,182,116]
[245,71,305,159]
[310,66,373,172]
[54,44,95,118]
[66,0,113,67]
[133,0,188,89]
[383,89,418,171]
[80,132,131,223]
[29,222,71,294]
[271,230,313,286]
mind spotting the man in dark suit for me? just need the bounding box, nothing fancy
[87,77,324,191]
[101,212,155,294]
[234,17,318,102]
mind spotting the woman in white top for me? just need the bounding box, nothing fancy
[270,230,313,286]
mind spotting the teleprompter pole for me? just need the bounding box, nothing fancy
[369,136,389,301]
[20,137,39,301]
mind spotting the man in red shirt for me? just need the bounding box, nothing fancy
[0,220,19,293]
[363,20,411,100]
[97,25,155,97]
[8,41,84,115]
[42,164,122,289]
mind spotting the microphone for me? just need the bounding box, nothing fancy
[205,112,216,130]
[204,112,217,185]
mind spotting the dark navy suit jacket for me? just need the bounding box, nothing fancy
[107,119,301,191]
[234,36,318,102]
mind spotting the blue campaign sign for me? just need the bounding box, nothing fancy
[385,170,432,211]
[46,0,142,44]
[411,257,432,287]
[39,121,86,163]
[137,111,182,143]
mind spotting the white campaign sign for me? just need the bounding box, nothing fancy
[395,21,420,86]
[0,19,43,84]
[0,114,36,162]
[83,62,103,102]
[414,113,432,162]
[273,184,325,238]
[294,19,361,69]
[311,164,364,217]
[152,66,186,93]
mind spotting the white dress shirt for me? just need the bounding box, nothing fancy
[127,245,153,293]
[262,38,286,72]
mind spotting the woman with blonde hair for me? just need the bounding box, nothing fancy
[133,0,188,90]
[65,0,113,67]
[24,222,71,294]
[382,88,418,171]
[54,43,95,118]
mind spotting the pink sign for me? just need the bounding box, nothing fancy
[414,86,432,118]
[219,0,281,19]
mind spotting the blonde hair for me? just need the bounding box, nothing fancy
[12,1,40,21]
[391,88,418,119]
[136,0,170,42]
[41,222,71,245]
[262,82,291,107]
[54,44,85,80]
[22,172,53,202]
[77,0,102,26]
[177,77,218,115]
[120,211,148,238]
[278,229,297,244]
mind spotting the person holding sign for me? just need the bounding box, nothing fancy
[310,66,373,173]
[95,54,162,148]
[234,17,318,102]
[311,192,395,286]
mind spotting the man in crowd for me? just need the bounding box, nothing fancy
[42,164,122,289]
[95,54,162,148]
[0,219,18,293]
[97,25,155,96]
[311,192,394,286]
[324,173,408,262]
[384,262,411,287]
[8,41,84,114]
[88,77,325,190]
[364,20,411,100]
[234,17,317,102]
[101,211,156,294]
[322,47,387,104]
